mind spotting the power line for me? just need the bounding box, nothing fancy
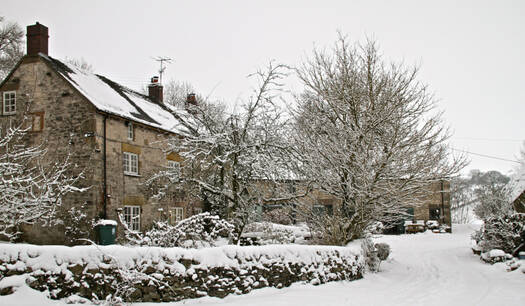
[451,148,521,164]
[452,137,524,143]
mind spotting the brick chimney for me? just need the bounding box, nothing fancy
[148,76,163,103]
[185,93,197,113]
[186,93,197,106]
[26,22,49,56]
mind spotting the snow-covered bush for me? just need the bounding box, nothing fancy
[360,237,390,272]
[473,213,525,255]
[121,212,234,248]
[262,207,294,225]
[376,242,391,262]
[365,221,384,234]
[361,237,379,272]
[242,222,310,245]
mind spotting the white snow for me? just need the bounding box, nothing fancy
[1,224,524,306]
[94,219,117,226]
[488,249,506,258]
[142,224,525,306]
[0,243,359,275]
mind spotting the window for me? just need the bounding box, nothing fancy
[169,207,184,224]
[31,112,44,132]
[193,207,203,215]
[127,122,134,140]
[429,207,441,221]
[313,204,333,216]
[167,160,180,182]
[3,91,16,115]
[123,206,141,231]
[123,152,139,175]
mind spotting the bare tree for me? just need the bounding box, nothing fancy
[451,170,511,223]
[163,80,197,108]
[0,17,23,80]
[65,57,94,73]
[159,63,301,240]
[473,179,513,221]
[450,177,476,224]
[0,117,87,241]
[293,36,467,244]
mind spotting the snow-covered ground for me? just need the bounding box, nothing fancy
[1,224,523,306]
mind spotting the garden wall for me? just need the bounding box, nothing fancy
[0,244,363,302]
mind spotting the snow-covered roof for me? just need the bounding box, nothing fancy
[39,54,194,135]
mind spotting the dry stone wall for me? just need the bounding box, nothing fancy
[0,244,363,302]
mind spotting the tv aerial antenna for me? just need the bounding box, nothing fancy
[153,56,173,84]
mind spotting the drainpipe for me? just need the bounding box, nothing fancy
[103,115,108,219]
[440,180,445,225]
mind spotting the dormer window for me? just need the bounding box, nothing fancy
[127,122,134,140]
[3,91,16,115]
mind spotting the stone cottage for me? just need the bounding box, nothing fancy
[260,178,451,231]
[0,22,201,243]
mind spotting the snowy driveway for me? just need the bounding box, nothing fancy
[153,224,524,306]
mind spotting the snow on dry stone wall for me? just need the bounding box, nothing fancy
[0,244,363,302]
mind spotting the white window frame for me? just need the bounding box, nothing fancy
[3,91,16,115]
[123,205,141,231]
[167,160,180,182]
[169,207,184,224]
[123,152,139,175]
[127,122,134,140]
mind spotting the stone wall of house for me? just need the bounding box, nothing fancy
[413,181,451,226]
[0,57,99,244]
[92,113,202,234]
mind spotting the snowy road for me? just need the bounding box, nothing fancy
[151,224,524,306]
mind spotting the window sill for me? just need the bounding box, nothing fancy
[2,112,16,116]
[124,172,141,177]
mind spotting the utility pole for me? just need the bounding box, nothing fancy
[153,56,172,84]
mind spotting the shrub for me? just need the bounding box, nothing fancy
[262,207,294,225]
[365,221,384,234]
[361,237,391,272]
[474,213,525,255]
[121,212,235,248]
[242,222,301,245]
[376,243,391,261]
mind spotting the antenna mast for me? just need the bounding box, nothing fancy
[153,56,173,84]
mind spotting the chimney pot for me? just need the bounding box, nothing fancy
[26,22,49,56]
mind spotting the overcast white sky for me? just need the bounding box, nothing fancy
[3,0,524,175]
